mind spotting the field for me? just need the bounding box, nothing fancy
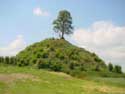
[0,65,125,94]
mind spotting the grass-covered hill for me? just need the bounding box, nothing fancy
[16,38,107,75]
[0,65,125,94]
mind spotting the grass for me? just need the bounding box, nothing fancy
[0,65,125,94]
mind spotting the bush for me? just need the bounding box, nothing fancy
[114,65,122,73]
[17,59,29,66]
[69,62,75,70]
[50,61,62,71]
[94,57,102,62]
[42,51,49,58]
[36,59,50,69]
[55,50,65,60]
[79,64,86,71]
[108,63,113,72]
[95,64,101,71]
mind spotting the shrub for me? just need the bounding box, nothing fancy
[55,49,64,60]
[108,63,113,72]
[69,62,75,70]
[94,57,102,62]
[95,64,101,71]
[79,64,86,71]
[114,65,122,73]
[50,61,62,71]
[42,51,49,58]
[17,59,29,66]
[36,59,50,69]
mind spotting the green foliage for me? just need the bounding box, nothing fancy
[0,56,16,65]
[53,10,73,39]
[17,59,28,66]
[4,56,9,64]
[94,57,102,62]
[69,61,75,70]
[36,59,50,69]
[16,38,107,77]
[95,65,100,71]
[49,61,62,71]
[114,65,122,73]
[108,63,113,72]
[0,56,4,63]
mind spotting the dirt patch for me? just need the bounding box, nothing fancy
[0,73,40,83]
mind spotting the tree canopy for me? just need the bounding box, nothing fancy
[53,10,73,39]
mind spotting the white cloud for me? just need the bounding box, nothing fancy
[33,7,50,16]
[72,21,125,71]
[0,35,26,56]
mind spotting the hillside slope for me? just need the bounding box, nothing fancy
[0,65,125,94]
[17,38,107,72]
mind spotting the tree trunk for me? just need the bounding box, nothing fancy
[61,31,64,39]
[61,22,65,39]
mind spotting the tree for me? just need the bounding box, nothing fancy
[53,10,73,39]
[0,57,4,63]
[108,63,113,72]
[4,56,9,64]
[114,65,122,73]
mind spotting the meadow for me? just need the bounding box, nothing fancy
[0,65,125,94]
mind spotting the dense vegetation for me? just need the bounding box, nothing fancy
[16,39,105,69]
[14,38,123,78]
[0,38,123,78]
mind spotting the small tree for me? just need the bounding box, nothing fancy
[53,10,73,39]
[4,56,9,64]
[0,57,4,63]
[69,62,75,70]
[108,63,113,72]
[114,65,122,73]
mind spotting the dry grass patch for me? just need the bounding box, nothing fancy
[49,71,71,77]
[49,71,72,80]
[0,73,40,83]
[82,81,125,94]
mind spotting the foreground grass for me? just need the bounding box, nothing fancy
[0,65,125,94]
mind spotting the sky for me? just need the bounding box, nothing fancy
[0,0,125,71]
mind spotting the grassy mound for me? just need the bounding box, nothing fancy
[16,38,107,74]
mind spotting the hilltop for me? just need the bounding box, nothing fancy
[16,38,108,76]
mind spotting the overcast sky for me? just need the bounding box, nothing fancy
[0,0,125,71]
